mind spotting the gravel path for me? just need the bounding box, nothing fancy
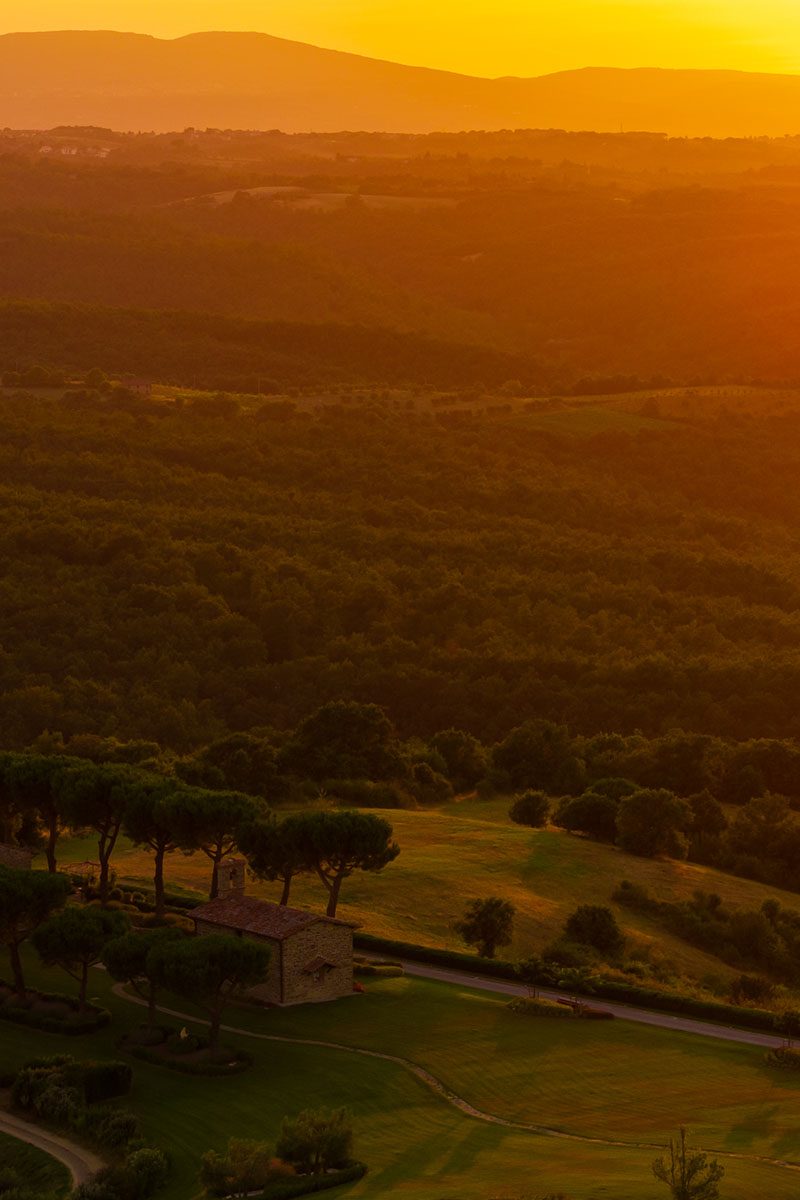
[400,960,788,1049]
[0,1105,104,1186]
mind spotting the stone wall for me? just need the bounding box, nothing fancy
[0,844,32,870]
[281,923,354,1006]
[193,916,353,1007]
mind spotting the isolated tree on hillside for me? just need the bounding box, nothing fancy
[298,810,400,918]
[33,904,129,1011]
[0,866,70,998]
[148,934,269,1049]
[553,792,619,842]
[509,790,550,828]
[652,1127,724,1200]
[455,897,515,959]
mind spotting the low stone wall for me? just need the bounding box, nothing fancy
[0,844,32,869]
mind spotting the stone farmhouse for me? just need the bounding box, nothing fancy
[192,862,356,1007]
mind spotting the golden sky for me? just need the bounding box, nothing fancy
[5,0,800,76]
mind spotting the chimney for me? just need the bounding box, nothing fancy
[218,858,246,897]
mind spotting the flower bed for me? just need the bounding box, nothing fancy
[261,1162,367,1199]
[119,1025,253,1075]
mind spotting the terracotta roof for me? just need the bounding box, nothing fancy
[192,894,355,941]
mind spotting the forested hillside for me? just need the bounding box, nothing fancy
[2,387,800,751]
[6,134,800,384]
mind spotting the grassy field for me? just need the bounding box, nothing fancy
[59,796,800,999]
[1,953,800,1200]
[0,1130,71,1196]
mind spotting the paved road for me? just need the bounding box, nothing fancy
[401,961,786,1049]
[0,1106,104,1187]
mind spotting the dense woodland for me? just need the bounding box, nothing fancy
[2,386,800,755]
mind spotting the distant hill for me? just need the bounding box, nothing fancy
[4,30,800,136]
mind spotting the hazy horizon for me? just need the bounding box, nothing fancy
[2,0,800,78]
[4,25,800,83]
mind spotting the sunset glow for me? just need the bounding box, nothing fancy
[4,0,800,77]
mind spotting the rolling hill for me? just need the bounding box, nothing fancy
[5,30,800,136]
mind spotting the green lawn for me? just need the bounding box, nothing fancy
[0,1130,71,1197]
[59,796,800,999]
[1,953,800,1199]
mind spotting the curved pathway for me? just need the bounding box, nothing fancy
[114,984,800,1178]
[0,1106,104,1187]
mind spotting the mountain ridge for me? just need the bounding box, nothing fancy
[4,30,800,135]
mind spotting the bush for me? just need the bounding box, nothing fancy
[509,790,550,828]
[123,1037,253,1076]
[165,1032,202,1055]
[765,1046,800,1071]
[353,963,404,978]
[201,1139,292,1197]
[324,778,413,809]
[0,984,110,1035]
[276,1108,353,1176]
[33,1083,82,1124]
[507,997,574,1018]
[564,906,625,958]
[553,792,619,841]
[69,1060,133,1103]
[12,1056,143,1153]
[262,1163,367,1199]
[84,1106,142,1150]
[542,939,593,968]
[72,1147,170,1200]
[730,974,777,1005]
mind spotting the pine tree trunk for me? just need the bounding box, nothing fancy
[9,940,26,999]
[280,873,292,906]
[326,873,343,918]
[79,961,89,1012]
[46,812,58,873]
[153,845,166,919]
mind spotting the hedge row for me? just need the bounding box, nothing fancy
[353,934,778,1033]
[0,984,111,1035]
[261,1163,367,1199]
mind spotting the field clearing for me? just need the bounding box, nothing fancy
[60,796,800,998]
[2,955,800,1200]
